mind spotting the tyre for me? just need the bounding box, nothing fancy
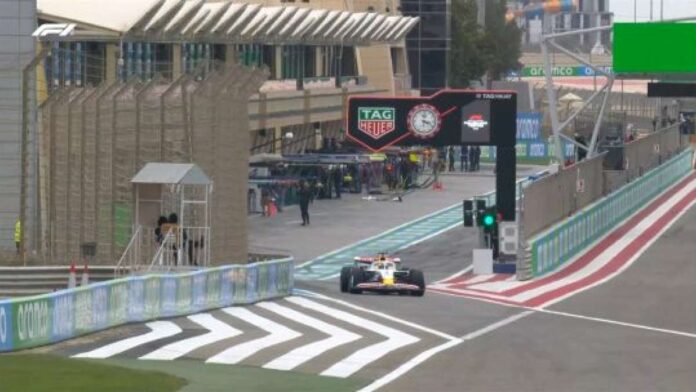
[409,269,426,296]
[349,267,364,294]
[340,266,351,293]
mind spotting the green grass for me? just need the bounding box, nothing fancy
[104,359,368,392]
[0,354,367,392]
[0,354,187,392]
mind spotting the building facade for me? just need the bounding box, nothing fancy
[401,0,450,95]
[6,0,418,263]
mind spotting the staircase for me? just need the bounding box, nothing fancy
[0,266,121,298]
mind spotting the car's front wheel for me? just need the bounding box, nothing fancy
[340,266,351,293]
[409,269,426,296]
[349,267,364,294]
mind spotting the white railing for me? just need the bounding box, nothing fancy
[147,226,211,273]
[115,225,142,277]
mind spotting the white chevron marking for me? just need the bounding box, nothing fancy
[72,321,182,359]
[206,307,301,364]
[287,296,420,378]
[139,313,242,360]
[258,301,361,371]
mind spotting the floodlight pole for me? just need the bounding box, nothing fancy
[542,25,613,164]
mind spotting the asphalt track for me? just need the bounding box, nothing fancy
[39,170,696,391]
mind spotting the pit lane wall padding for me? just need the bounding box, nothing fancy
[528,148,694,277]
[0,258,293,352]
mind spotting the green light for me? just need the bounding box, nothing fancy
[482,214,495,227]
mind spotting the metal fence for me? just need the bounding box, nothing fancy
[36,65,268,265]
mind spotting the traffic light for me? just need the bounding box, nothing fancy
[463,200,474,227]
[475,199,486,227]
[479,207,497,232]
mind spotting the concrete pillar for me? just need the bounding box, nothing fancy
[172,45,182,78]
[274,127,282,153]
[105,43,118,83]
[275,46,283,79]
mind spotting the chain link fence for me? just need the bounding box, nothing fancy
[33,64,267,265]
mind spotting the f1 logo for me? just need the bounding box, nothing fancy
[32,23,76,38]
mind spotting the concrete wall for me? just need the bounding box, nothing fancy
[0,0,35,250]
[522,153,606,238]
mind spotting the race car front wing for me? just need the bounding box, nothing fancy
[355,282,421,291]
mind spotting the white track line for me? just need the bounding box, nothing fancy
[460,274,496,285]
[510,178,696,303]
[358,311,534,392]
[460,311,534,340]
[258,301,361,371]
[139,313,242,361]
[287,296,420,378]
[206,307,301,365]
[295,290,459,340]
[537,308,696,339]
[356,338,463,392]
[73,321,182,359]
[434,265,473,285]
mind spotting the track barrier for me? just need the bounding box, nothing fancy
[0,258,293,352]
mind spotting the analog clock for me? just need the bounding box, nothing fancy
[407,104,441,139]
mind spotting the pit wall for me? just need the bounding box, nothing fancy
[528,149,694,277]
[0,258,293,352]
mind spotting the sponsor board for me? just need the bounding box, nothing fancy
[517,112,542,140]
[0,302,12,351]
[0,259,293,352]
[13,299,51,349]
[520,66,613,77]
[358,107,396,139]
[128,279,145,322]
[109,282,128,326]
[161,276,177,317]
[74,289,93,334]
[52,292,75,341]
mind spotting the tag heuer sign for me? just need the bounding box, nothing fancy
[463,114,489,131]
[358,107,396,139]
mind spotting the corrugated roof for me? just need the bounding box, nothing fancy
[37,0,418,45]
[132,163,211,185]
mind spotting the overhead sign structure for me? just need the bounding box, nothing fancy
[346,90,518,221]
[346,90,516,152]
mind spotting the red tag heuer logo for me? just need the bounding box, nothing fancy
[358,107,396,139]
[463,114,489,131]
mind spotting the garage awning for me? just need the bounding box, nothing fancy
[37,0,419,45]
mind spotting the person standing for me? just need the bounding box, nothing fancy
[575,132,588,162]
[332,166,342,199]
[14,218,21,255]
[448,146,456,172]
[469,146,476,171]
[298,180,313,226]
[460,145,469,172]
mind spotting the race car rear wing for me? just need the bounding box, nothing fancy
[354,256,402,264]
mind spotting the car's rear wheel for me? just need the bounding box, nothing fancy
[340,266,351,293]
[409,269,425,296]
[349,267,364,294]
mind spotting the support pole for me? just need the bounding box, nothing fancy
[541,40,564,164]
[588,76,615,157]
[20,47,50,265]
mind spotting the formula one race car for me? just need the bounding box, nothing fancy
[340,253,425,296]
